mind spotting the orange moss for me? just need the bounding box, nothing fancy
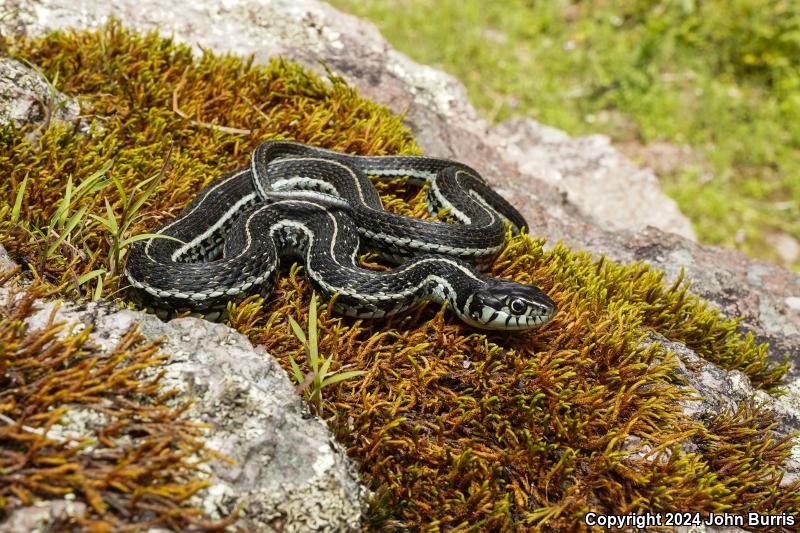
[0,22,796,531]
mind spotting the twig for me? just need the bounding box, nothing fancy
[294,370,317,396]
[67,262,82,296]
[172,69,251,135]
[240,94,271,124]
[49,228,86,261]
[0,413,68,443]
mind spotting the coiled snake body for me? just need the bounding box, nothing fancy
[125,141,557,330]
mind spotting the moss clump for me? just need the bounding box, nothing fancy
[1,23,797,530]
[0,272,231,529]
[232,241,798,529]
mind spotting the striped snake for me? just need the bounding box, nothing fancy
[125,141,557,330]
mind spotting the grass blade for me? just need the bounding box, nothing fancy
[104,198,118,233]
[93,275,104,301]
[75,159,114,196]
[78,268,106,285]
[119,233,184,248]
[47,205,88,257]
[319,354,334,380]
[52,175,73,228]
[288,355,305,385]
[320,370,367,388]
[309,294,318,365]
[113,173,128,206]
[288,315,307,346]
[11,173,28,224]
[88,213,115,232]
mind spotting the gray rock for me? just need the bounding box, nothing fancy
[495,117,696,239]
[642,332,800,488]
[766,231,800,265]
[599,228,800,384]
[5,287,368,532]
[0,56,82,139]
[0,0,689,239]
[0,499,87,533]
[1,0,799,528]
[0,244,17,273]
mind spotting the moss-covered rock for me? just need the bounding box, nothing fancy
[1,22,797,531]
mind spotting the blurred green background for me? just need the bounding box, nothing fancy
[330,0,800,270]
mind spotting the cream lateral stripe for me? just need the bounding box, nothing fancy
[183,204,272,299]
[187,203,277,298]
[259,151,501,238]
[171,192,257,262]
[469,190,511,228]
[456,169,501,225]
[261,189,352,208]
[455,170,510,227]
[251,149,269,198]
[426,178,465,223]
[230,198,260,263]
[271,200,485,302]
[126,141,557,331]
[429,172,475,224]
[142,169,250,260]
[133,190,273,300]
[367,167,437,180]
[359,228,500,255]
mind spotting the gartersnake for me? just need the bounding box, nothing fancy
[125,141,557,330]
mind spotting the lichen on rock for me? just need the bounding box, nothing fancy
[0,16,798,532]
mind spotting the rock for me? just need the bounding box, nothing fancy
[617,140,701,178]
[8,287,368,532]
[642,332,800,488]
[2,2,796,383]
[0,56,83,139]
[0,499,87,533]
[598,228,800,383]
[0,0,689,240]
[0,244,17,273]
[766,231,800,265]
[2,0,800,528]
[495,118,696,239]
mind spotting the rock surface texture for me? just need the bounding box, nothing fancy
[642,333,800,488]
[1,0,799,530]
[0,273,368,532]
[0,56,85,140]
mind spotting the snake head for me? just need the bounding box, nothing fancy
[459,279,557,331]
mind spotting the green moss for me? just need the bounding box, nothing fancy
[1,22,797,530]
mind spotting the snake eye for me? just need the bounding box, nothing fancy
[509,298,527,315]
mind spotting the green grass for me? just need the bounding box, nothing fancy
[330,0,800,270]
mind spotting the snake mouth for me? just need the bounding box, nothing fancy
[460,282,558,331]
[462,304,556,331]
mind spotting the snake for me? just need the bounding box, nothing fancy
[124,140,557,330]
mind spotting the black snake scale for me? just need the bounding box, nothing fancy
[124,141,557,330]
